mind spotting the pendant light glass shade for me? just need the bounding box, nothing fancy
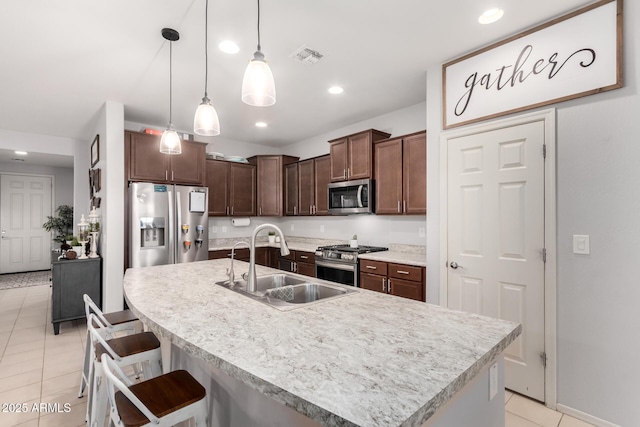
[242,50,276,106]
[160,125,182,154]
[194,0,221,136]
[194,97,220,136]
[160,28,182,154]
[241,0,276,107]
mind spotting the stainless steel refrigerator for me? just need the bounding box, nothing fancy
[129,182,208,268]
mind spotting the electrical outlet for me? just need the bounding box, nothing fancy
[290,224,294,231]
[222,226,227,233]
[418,227,425,237]
[320,225,325,233]
[212,226,217,233]
[489,362,498,400]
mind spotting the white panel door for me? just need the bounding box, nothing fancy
[447,121,545,401]
[0,174,52,273]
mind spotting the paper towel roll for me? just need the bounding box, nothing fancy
[231,217,251,227]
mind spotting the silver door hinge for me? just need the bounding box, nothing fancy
[542,248,547,263]
[543,144,547,159]
[540,351,547,368]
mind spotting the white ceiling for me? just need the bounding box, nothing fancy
[1,0,592,148]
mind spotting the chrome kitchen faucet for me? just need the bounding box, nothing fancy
[247,224,289,293]
[226,241,250,284]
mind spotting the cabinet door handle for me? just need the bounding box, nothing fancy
[294,206,297,215]
[300,255,308,259]
[396,270,410,275]
[365,265,377,270]
[347,168,350,178]
[231,206,234,216]
[403,200,407,213]
[226,206,229,215]
[171,170,174,181]
[259,206,262,216]
[397,201,401,213]
[343,169,346,179]
[387,279,391,293]
[165,170,168,180]
[382,278,386,292]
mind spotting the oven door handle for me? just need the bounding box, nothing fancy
[315,260,356,272]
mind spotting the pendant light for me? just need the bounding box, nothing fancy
[160,28,182,154]
[193,0,221,136]
[241,0,276,107]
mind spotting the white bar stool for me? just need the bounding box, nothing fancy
[79,294,143,398]
[86,314,162,427]
[101,353,208,427]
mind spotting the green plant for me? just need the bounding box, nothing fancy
[352,234,357,240]
[268,231,276,236]
[42,205,74,243]
[71,237,79,246]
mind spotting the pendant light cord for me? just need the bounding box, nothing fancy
[204,0,209,97]
[256,0,261,51]
[169,40,173,125]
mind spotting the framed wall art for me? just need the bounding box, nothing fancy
[442,0,623,129]
[92,168,101,192]
[91,134,100,167]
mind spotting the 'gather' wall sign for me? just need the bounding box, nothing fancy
[442,0,623,129]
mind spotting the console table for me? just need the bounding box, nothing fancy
[51,257,101,334]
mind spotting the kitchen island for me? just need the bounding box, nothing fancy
[123,259,520,427]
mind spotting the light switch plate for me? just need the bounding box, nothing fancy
[573,235,590,255]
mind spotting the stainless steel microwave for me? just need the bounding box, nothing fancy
[328,179,374,215]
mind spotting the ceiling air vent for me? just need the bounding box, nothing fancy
[290,45,323,65]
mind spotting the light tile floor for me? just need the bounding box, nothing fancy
[0,283,597,427]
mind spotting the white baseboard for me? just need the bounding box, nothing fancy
[556,404,620,427]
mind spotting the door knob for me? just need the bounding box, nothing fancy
[450,261,460,269]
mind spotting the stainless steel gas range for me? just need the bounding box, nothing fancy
[315,244,388,287]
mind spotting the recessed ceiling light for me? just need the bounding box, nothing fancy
[478,8,504,24]
[14,150,27,155]
[255,122,267,128]
[219,40,239,54]
[328,86,343,95]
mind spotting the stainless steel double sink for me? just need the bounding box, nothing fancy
[214,274,356,311]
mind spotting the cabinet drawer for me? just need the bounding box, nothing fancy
[388,263,422,282]
[208,248,250,260]
[295,251,315,264]
[360,259,387,275]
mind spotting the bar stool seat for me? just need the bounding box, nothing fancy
[101,353,208,427]
[115,370,206,427]
[98,310,140,328]
[95,332,161,360]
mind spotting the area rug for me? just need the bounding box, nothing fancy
[0,270,51,290]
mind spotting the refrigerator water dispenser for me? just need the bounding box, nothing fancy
[140,217,165,248]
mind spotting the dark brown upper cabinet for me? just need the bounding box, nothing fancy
[374,131,426,215]
[206,159,256,216]
[328,129,391,182]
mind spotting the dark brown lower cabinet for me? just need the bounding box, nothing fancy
[360,259,425,302]
[51,257,102,335]
[278,250,316,278]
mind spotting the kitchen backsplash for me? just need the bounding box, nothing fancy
[208,215,426,247]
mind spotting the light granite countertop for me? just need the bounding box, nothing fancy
[358,252,426,267]
[123,260,520,427]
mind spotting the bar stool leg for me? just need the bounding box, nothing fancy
[78,329,91,398]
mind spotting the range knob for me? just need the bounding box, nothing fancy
[342,254,354,261]
[315,251,323,257]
